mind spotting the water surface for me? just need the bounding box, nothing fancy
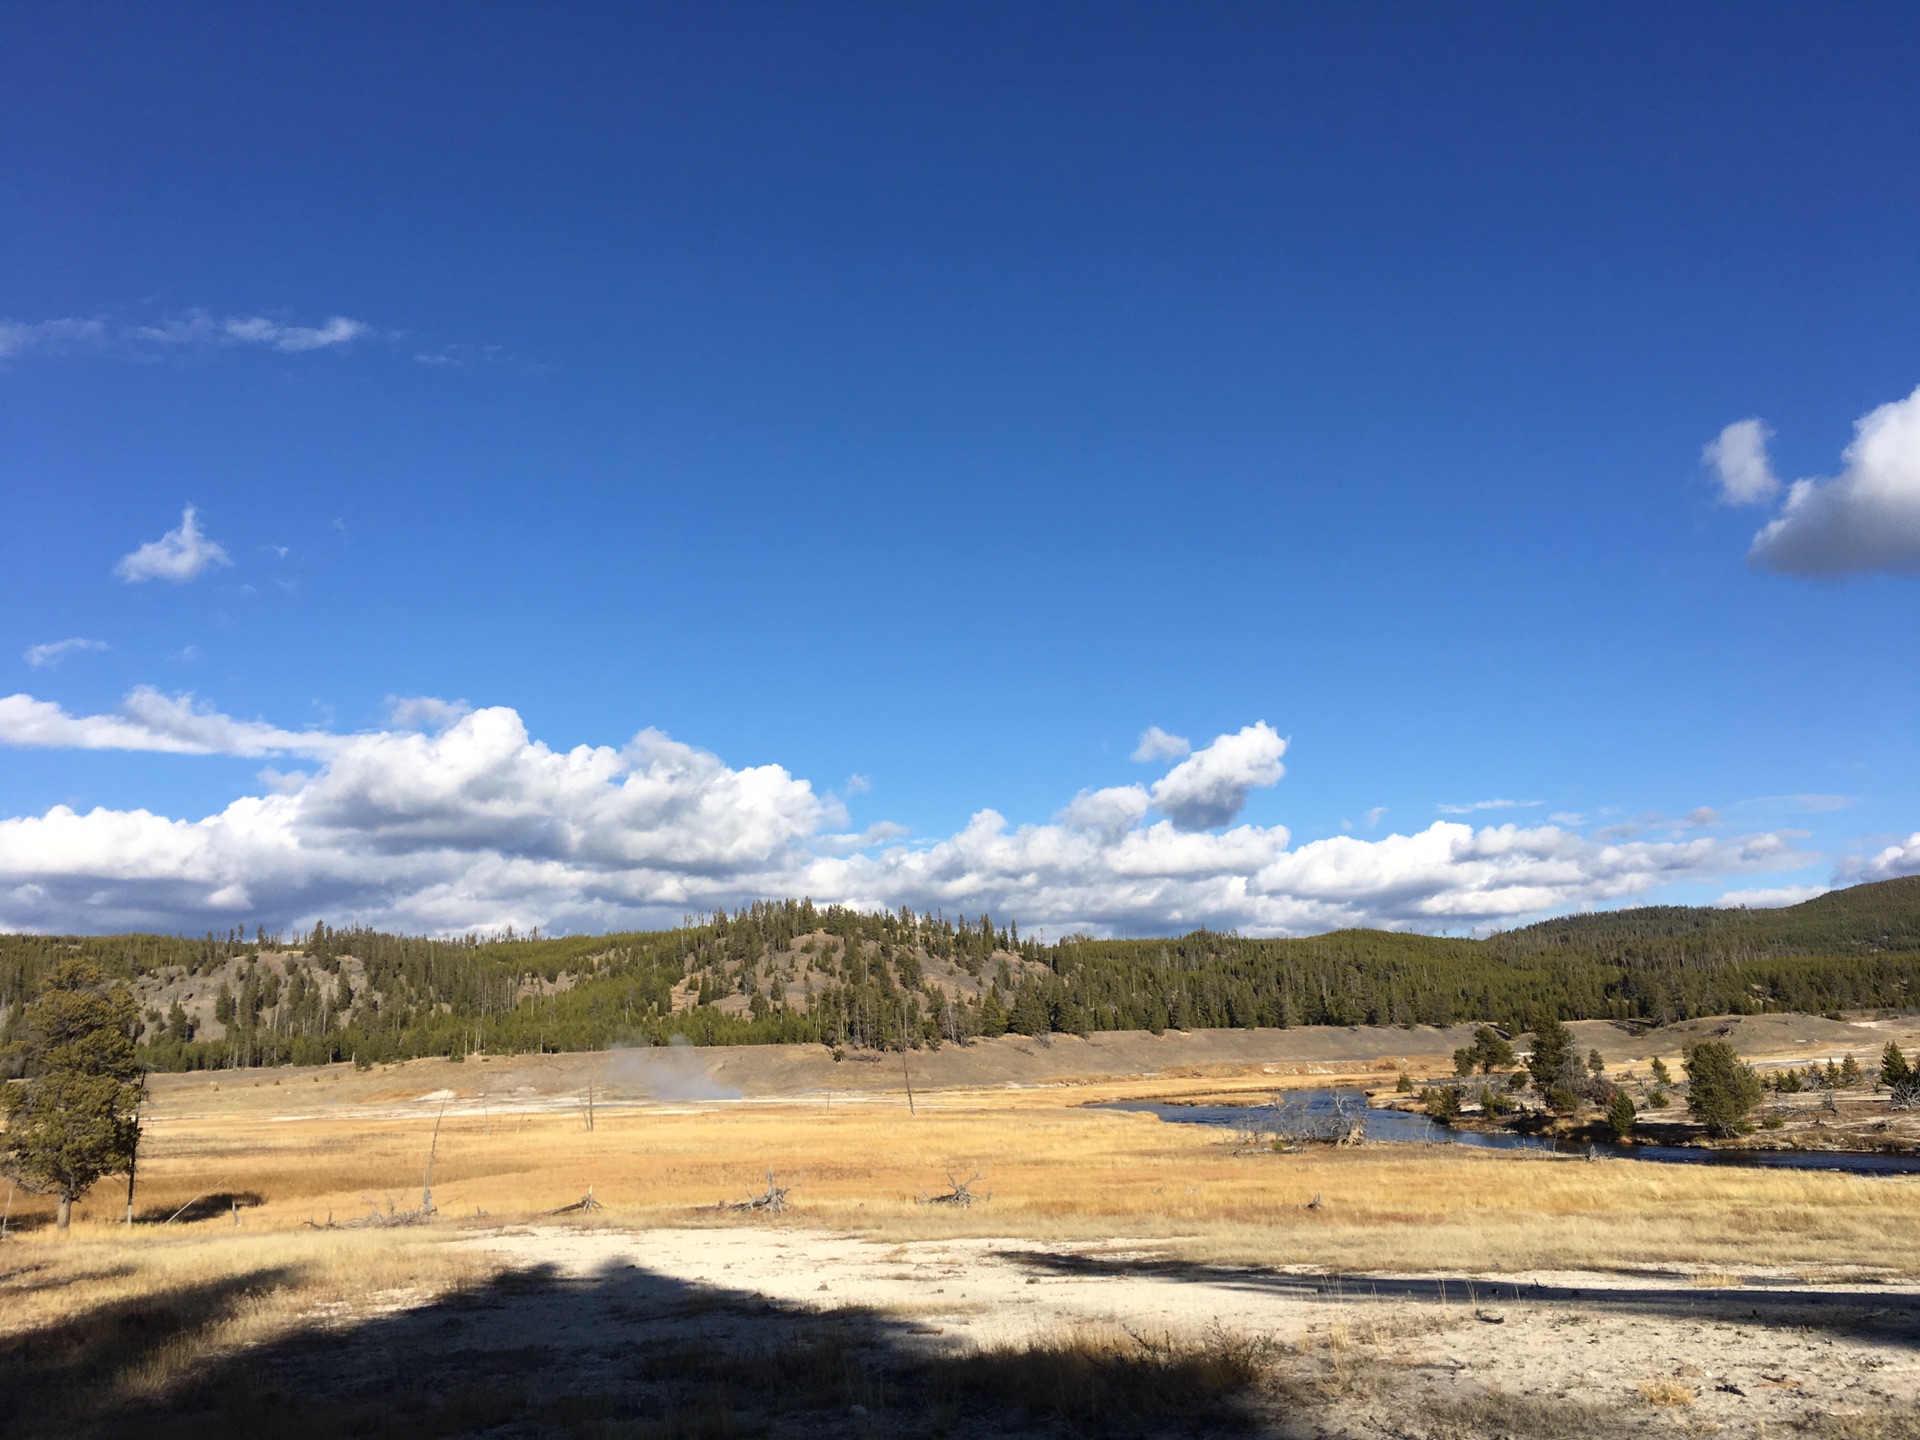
[1097,1089,1920,1176]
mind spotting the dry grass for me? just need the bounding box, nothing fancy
[1637,1377,1697,1407]
[15,1077,1920,1278]
[10,1057,1920,1436]
[0,1228,496,1433]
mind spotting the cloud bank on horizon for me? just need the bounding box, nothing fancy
[1,696,1885,939]
[1708,383,1920,577]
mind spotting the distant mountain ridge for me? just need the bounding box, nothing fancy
[3,878,1917,1074]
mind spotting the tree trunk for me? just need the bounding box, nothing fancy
[56,1193,72,1231]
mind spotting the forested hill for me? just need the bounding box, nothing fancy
[2,878,1917,1074]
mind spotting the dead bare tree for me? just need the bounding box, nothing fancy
[900,1017,917,1116]
[549,1184,603,1215]
[918,1168,989,1207]
[419,1098,448,1216]
[162,1190,213,1225]
[1241,1093,1369,1152]
[718,1169,793,1213]
[352,1194,431,1227]
[124,1072,148,1227]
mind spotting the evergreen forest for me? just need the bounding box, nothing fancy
[2,877,1917,1075]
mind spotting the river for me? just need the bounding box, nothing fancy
[1096,1089,1920,1176]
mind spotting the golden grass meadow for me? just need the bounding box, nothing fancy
[9,1038,1920,1438]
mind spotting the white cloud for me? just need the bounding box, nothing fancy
[1,309,372,363]
[1436,798,1541,815]
[212,315,368,352]
[0,707,1832,937]
[0,708,826,935]
[0,688,343,759]
[1713,884,1828,909]
[1364,806,1387,829]
[1724,384,1920,577]
[23,638,108,668]
[1056,785,1152,840]
[116,507,232,584]
[1131,726,1192,763]
[1704,418,1780,505]
[1148,723,1286,830]
[1852,833,1920,883]
[0,316,108,359]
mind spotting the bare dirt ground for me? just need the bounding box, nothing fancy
[9,1019,1920,1437]
[463,1224,1920,1437]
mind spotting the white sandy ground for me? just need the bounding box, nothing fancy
[456,1225,1920,1436]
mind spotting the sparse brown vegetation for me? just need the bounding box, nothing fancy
[8,1031,1920,1436]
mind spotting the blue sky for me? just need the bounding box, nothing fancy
[3,3,1918,937]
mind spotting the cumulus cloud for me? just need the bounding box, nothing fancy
[116,507,232,584]
[1148,723,1286,830]
[1714,884,1828,909]
[1,309,371,363]
[1704,418,1780,505]
[0,708,826,934]
[813,811,1812,940]
[1715,384,1920,577]
[23,637,108,668]
[0,705,1837,937]
[0,688,343,759]
[1131,726,1192,763]
[1851,833,1920,883]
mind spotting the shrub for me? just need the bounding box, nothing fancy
[1546,1086,1580,1114]
[1685,1041,1763,1138]
[1647,1090,1669,1109]
[1418,1086,1461,1122]
[1649,1056,1672,1086]
[1395,1072,1413,1093]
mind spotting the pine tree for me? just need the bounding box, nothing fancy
[1883,1041,1919,1110]
[1526,1016,1579,1094]
[1604,1091,1637,1140]
[1685,1041,1762,1138]
[0,960,144,1229]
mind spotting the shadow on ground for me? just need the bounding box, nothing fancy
[5,1254,1284,1440]
[15,1240,1920,1440]
[1008,1249,1920,1348]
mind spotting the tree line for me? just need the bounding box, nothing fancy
[1,879,1916,1075]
